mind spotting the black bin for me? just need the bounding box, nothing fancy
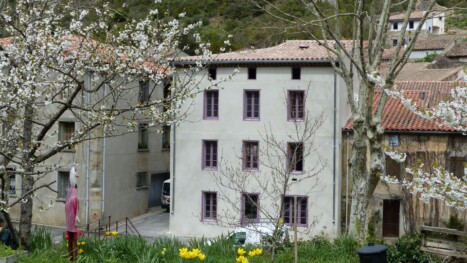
[357,243,387,263]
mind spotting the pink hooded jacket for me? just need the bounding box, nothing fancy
[65,187,79,232]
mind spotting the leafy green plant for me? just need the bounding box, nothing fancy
[444,214,465,231]
[366,210,382,244]
[386,234,440,263]
[29,226,53,252]
[0,243,17,257]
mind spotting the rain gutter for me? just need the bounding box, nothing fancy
[332,70,337,225]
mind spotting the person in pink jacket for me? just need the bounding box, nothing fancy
[65,167,79,261]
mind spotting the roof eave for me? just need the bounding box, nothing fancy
[172,58,334,66]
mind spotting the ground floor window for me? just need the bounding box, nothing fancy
[282,196,308,226]
[57,171,70,199]
[241,193,259,225]
[202,192,217,221]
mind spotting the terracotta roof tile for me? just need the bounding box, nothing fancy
[413,36,455,50]
[0,36,14,48]
[379,63,462,81]
[344,81,464,132]
[445,41,467,58]
[176,40,354,63]
[0,35,168,74]
[389,11,425,21]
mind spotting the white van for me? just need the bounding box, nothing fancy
[161,179,170,211]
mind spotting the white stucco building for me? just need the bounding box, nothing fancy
[5,77,171,228]
[0,34,171,229]
[170,40,351,239]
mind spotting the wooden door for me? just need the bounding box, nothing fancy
[383,199,400,237]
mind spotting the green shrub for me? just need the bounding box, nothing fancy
[387,234,440,263]
[444,214,465,231]
[29,226,53,252]
[0,243,17,257]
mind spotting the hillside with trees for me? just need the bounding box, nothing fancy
[103,0,466,54]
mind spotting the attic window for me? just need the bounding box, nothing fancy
[299,45,309,49]
[419,92,426,100]
[208,68,217,80]
[291,67,301,80]
[388,135,400,147]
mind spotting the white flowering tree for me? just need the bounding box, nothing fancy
[249,0,464,236]
[0,0,214,247]
[382,83,466,211]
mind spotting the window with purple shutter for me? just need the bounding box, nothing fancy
[287,142,304,173]
[203,140,218,170]
[282,196,308,226]
[244,90,260,120]
[202,191,217,221]
[204,90,219,119]
[288,90,305,120]
[241,193,259,225]
[243,141,259,170]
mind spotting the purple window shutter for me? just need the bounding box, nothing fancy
[204,91,218,119]
[241,193,259,224]
[283,196,307,226]
[203,141,218,169]
[243,141,259,170]
[244,91,260,120]
[203,192,217,220]
[288,91,304,120]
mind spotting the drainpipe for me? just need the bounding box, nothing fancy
[345,131,350,230]
[85,73,91,226]
[101,83,108,225]
[171,74,177,214]
[332,70,337,225]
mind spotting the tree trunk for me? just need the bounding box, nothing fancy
[19,172,34,249]
[348,87,386,237]
[348,119,370,236]
[19,102,34,249]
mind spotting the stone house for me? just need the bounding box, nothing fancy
[342,81,467,238]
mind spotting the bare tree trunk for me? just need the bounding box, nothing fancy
[19,102,34,249]
[348,119,369,236]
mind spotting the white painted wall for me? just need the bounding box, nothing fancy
[170,65,350,239]
[409,49,444,59]
[7,79,169,227]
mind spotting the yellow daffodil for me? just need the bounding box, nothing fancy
[161,247,167,255]
[179,247,189,259]
[78,248,84,254]
[81,241,86,246]
[248,250,256,257]
[198,253,206,261]
[111,231,118,237]
[237,248,245,256]
[105,231,110,236]
[236,255,249,263]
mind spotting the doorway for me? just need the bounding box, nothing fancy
[148,172,170,208]
[383,199,400,237]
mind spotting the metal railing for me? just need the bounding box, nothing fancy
[85,216,140,239]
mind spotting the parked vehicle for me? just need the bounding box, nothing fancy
[161,179,170,211]
[233,221,289,247]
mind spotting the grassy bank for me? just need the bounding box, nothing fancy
[15,227,439,263]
